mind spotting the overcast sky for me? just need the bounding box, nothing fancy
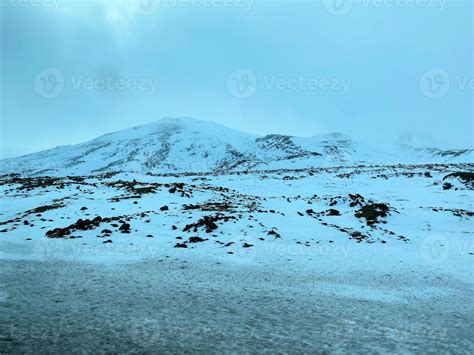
[0,0,472,159]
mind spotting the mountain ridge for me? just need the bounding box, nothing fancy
[0,117,472,176]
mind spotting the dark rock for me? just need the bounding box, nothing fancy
[348,194,365,207]
[268,230,282,238]
[355,203,390,225]
[46,228,71,239]
[119,223,131,231]
[183,215,231,233]
[326,209,341,216]
[443,172,474,189]
[444,172,474,182]
[351,231,367,242]
[188,236,207,243]
[443,182,453,190]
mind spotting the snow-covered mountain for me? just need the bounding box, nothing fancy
[0,117,472,176]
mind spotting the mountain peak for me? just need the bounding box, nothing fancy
[0,118,472,176]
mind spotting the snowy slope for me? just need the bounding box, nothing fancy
[0,117,472,176]
[0,164,472,283]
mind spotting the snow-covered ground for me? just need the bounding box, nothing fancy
[0,163,473,353]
